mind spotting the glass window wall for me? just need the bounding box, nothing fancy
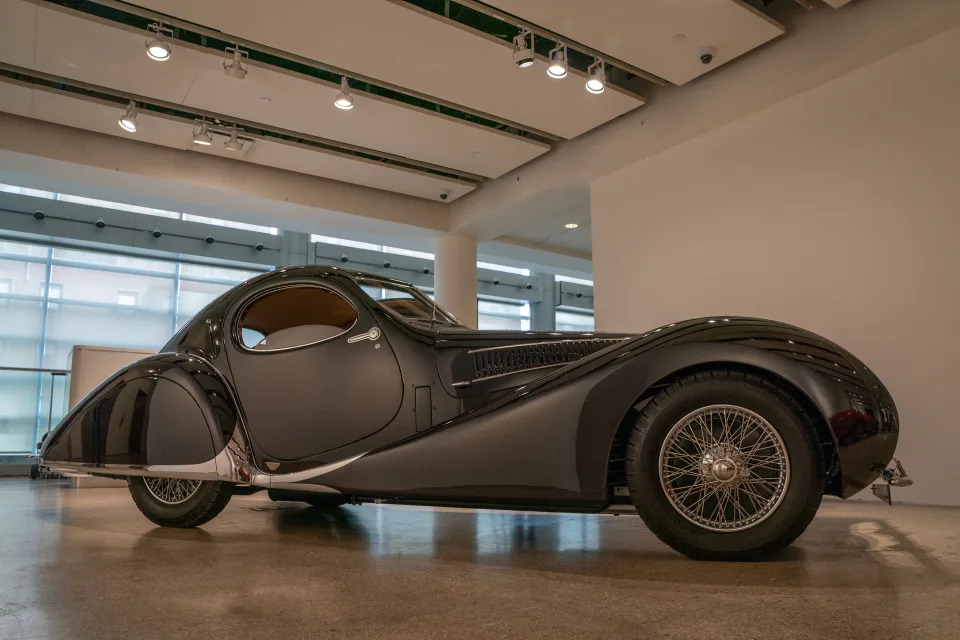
[0,239,266,455]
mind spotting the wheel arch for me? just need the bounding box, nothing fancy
[580,341,848,504]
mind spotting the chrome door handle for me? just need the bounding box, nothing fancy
[348,327,381,343]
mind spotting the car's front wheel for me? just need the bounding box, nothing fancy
[128,477,233,527]
[626,370,824,560]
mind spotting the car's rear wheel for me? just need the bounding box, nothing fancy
[128,477,233,527]
[626,370,824,560]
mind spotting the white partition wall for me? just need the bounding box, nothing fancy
[591,25,960,506]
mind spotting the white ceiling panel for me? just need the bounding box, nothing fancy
[0,0,37,69]
[131,0,645,139]
[123,0,231,29]
[7,3,546,178]
[0,80,33,116]
[184,63,548,178]
[485,0,784,86]
[249,141,475,202]
[0,78,474,202]
[33,6,200,102]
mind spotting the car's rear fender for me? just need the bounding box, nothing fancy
[576,340,897,500]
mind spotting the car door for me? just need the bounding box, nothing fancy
[225,282,403,461]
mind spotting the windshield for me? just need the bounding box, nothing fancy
[356,277,462,327]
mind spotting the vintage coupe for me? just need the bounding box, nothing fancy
[40,265,908,559]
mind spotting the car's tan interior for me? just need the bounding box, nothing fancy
[241,286,358,350]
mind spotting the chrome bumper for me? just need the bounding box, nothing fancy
[871,458,912,505]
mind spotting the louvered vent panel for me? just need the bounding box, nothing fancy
[470,339,624,380]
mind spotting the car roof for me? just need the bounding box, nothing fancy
[259,264,415,289]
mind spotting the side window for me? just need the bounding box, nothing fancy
[238,286,358,351]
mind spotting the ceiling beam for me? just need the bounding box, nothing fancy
[0,112,452,232]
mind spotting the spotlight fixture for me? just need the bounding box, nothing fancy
[118,101,138,132]
[34,211,45,221]
[223,45,248,79]
[151,228,162,238]
[512,28,534,68]
[145,22,173,62]
[95,217,106,229]
[383,261,391,268]
[546,43,567,79]
[422,267,430,275]
[205,236,215,244]
[340,255,349,263]
[255,243,265,252]
[585,59,605,94]
[334,77,354,110]
[192,119,212,146]
[564,222,580,229]
[224,126,244,151]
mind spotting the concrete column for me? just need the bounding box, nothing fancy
[434,232,478,328]
[530,272,556,331]
[279,230,311,266]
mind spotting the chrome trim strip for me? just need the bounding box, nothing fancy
[269,482,341,494]
[249,453,365,486]
[43,449,366,489]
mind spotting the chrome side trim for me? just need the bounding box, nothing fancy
[269,482,340,494]
[44,448,365,491]
[248,453,365,486]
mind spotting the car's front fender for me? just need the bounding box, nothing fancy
[41,353,241,479]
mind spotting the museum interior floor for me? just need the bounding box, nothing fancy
[1,477,957,640]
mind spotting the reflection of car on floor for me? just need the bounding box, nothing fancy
[40,265,908,560]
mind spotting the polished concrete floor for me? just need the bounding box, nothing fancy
[1,478,958,640]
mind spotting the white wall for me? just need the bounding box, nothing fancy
[591,25,960,506]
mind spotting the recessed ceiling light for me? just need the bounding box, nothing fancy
[192,120,212,146]
[585,59,605,94]
[546,44,567,79]
[145,22,172,62]
[118,101,138,132]
[565,222,579,229]
[223,45,248,79]
[260,97,271,104]
[334,77,354,110]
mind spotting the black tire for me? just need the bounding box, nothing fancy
[267,489,347,508]
[128,477,233,528]
[626,370,824,560]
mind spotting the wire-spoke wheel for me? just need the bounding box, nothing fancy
[626,370,824,560]
[659,405,790,532]
[143,477,202,505]
[128,476,233,528]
